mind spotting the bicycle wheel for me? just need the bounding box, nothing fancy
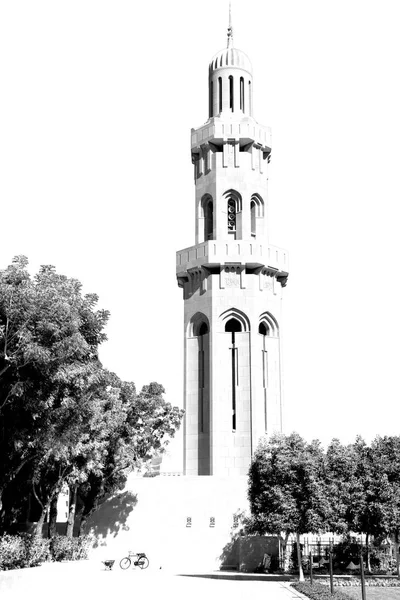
[137,555,149,569]
[119,557,131,570]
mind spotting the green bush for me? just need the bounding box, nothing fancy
[0,534,49,570]
[23,534,50,567]
[49,535,92,562]
[0,534,26,570]
[292,582,352,599]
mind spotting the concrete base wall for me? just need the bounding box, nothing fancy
[85,474,273,572]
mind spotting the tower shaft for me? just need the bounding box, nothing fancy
[177,28,288,477]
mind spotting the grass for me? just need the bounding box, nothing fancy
[339,589,400,599]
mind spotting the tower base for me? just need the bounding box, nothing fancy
[86,475,250,571]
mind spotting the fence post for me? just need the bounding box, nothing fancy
[329,547,334,595]
[309,552,313,585]
[360,549,367,600]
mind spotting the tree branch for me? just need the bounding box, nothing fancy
[32,482,44,511]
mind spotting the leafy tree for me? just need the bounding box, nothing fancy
[369,436,400,575]
[0,256,184,537]
[76,380,184,534]
[248,433,330,581]
[325,438,358,535]
[345,436,393,571]
[0,256,109,530]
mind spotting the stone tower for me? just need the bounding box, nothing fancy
[176,16,289,477]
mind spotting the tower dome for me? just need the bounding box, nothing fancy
[208,8,254,118]
[209,47,252,76]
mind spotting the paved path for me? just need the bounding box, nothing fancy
[0,561,306,600]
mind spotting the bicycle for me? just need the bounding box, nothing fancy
[119,551,149,570]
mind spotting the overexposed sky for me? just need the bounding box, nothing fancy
[1,0,400,456]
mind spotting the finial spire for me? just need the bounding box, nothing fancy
[227,1,233,48]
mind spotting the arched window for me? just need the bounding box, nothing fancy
[251,201,256,236]
[229,75,234,111]
[225,318,242,432]
[227,198,236,233]
[240,77,244,111]
[204,200,213,240]
[259,312,279,337]
[209,81,213,118]
[223,190,242,236]
[225,318,242,334]
[250,194,264,238]
[218,77,222,113]
[201,195,214,242]
[199,322,208,336]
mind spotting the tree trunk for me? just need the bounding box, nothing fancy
[366,532,371,573]
[296,532,304,582]
[48,496,58,537]
[34,506,47,538]
[66,486,77,538]
[395,531,400,579]
[281,531,290,572]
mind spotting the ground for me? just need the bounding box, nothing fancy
[0,561,304,600]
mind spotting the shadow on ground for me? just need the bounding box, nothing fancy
[88,491,138,547]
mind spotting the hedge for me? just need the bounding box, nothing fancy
[0,534,92,571]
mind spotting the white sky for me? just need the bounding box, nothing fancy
[1,0,400,459]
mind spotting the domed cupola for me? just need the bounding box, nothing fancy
[208,8,254,119]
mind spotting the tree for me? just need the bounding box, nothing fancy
[248,433,331,581]
[76,380,184,534]
[369,436,400,575]
[0,256,109,531]
[345,436,393,571]
[0,256,184,537]
[325,438,358,535]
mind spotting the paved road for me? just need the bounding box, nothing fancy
[0,562,305,600]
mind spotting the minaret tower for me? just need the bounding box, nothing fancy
[176,13,289,476]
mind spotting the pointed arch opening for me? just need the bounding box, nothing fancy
[250,193,264,238]
[223,189,242,238]
[229,75,234,111]
[259,312,279,337]
[187,312,210,474]
[200,194,214,242]
[220,309,250,433]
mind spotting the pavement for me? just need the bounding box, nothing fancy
[0,560,308,600]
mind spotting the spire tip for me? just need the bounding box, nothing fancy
[227,1,233,48]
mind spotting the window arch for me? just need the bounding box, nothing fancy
[200,194,214,241]
[240,77,244,111]
[223,189,242,235]
[219,307,250,332]
[250,193,264,237]
[259,312,279,337]
[187,312,210,338]
[225,318,242,333]
[218,77,222,113]
[229,75,234,111]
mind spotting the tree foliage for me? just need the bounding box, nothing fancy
[248,433,400,576]
[248,433,330,580]
[0,256,184,536]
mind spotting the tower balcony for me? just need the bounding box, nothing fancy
[191,119,271,153]
[176,240,289,284]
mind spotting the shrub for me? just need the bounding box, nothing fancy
[49,535,92,562]
[23,534,50,567]
[0,534,49,570]
[0,534,26,570]
[292,582,352,599]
